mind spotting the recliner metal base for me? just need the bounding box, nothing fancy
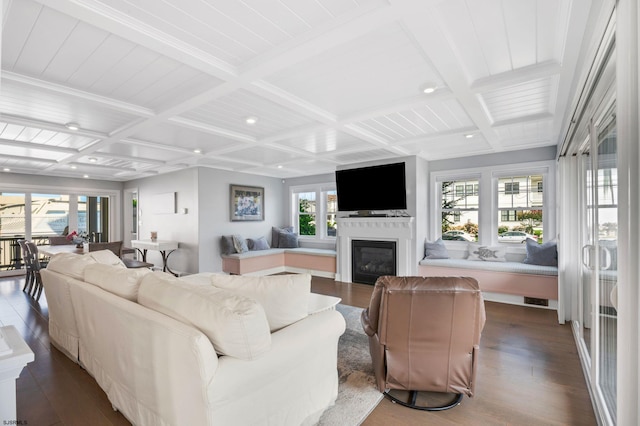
[384,390,464,411]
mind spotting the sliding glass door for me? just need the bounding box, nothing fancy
[578,109,617,424]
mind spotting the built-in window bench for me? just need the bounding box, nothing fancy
[418,249,558,310]
[222,248,336,278]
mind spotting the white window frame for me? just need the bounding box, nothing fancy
[289,183,337,242]
[430,161,555,247]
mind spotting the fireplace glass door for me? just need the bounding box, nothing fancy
[352,240,396,285]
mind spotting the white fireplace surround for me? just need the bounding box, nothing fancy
[335,216,415,283]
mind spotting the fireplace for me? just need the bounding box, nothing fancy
[335,216,414,283]
[352,240,397,285]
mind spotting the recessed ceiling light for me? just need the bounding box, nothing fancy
[245,116,258,125]
[193,148,202,154]
[65,122,80,131]
[2,168,10,172]
[83,174,89,178]
[70,165,77,169]
[277,165,283,169]
[88,157,97,162]
[422,83,437,94]
[465,133,474,139]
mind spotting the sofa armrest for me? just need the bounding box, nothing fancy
[207,310,346,424]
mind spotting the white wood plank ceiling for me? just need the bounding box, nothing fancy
[0,0,595,181]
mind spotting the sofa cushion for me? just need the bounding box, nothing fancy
[523,239,558,267]
[46,253,97,279]
[467,244,507,262]
[210,274,310,332]
[86,249,126,267]
[84,263,151,301]
[271,226,294,248]
[138,272,271,360]
[424,238,449,259]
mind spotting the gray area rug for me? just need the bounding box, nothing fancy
[317,304,383,425]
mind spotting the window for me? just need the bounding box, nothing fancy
[432,162,554,247]
[498,175,544,241]
[291,184,337,240]
[441,179,479,240]
[296,192,316,236]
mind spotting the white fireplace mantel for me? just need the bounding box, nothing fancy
[335,216,415,283]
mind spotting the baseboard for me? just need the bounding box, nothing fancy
[284,266,335,279]
[241,266,286,276]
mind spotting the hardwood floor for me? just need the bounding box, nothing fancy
[1,274,596,425]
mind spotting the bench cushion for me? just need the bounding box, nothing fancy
[419,258,558,276]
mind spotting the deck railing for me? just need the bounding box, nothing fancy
[0,236,51,271]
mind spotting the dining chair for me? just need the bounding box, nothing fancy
[17,239,34,294]
[24,241,45,301]
[88,241,124,257]
[48,235,74,245]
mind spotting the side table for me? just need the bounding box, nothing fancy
[0,326,35,423]
[131,239,179,276]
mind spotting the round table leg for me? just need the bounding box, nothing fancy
[161,250,178,276]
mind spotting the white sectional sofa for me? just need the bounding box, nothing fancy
[41,251,346,426]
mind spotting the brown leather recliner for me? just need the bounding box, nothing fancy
[361,275,486,410]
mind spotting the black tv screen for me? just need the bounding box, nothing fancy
[335,162,407,212]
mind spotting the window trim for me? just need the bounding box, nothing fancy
[430,161,555,246]
[289,183,337,242]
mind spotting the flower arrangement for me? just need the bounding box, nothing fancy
[66,231,89,247]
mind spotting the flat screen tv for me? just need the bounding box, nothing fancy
[335,162,407,213]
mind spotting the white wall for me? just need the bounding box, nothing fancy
[197,167,285,272]
[125,168,199,274]
[429,146,557,173]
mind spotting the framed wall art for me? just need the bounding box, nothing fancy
[230,185,264,221]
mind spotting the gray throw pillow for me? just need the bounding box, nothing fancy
[424,238,449,259]
[220,235,235,255]
[271,226,294,248]
[278,232,299,248]
[232,234,249,253]
[523,239,557,266]
[248,236,270,251]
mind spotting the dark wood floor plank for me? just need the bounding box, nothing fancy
[0,274,596,425]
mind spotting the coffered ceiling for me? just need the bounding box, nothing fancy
[1,0,594,181]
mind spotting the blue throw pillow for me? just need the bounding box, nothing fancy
[248,236,270,251]
[278,232,299,248]
[424,238,449,259]
[271,226,294,248]
[523,239,557,266]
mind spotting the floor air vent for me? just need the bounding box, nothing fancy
[524,297,549,307]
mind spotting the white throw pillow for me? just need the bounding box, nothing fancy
[46,253,97,280]
[467,243,507,262]
[87,249,126,267]
[84,263,151,301]
[210,274,311,332]
[138,272,271,360]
